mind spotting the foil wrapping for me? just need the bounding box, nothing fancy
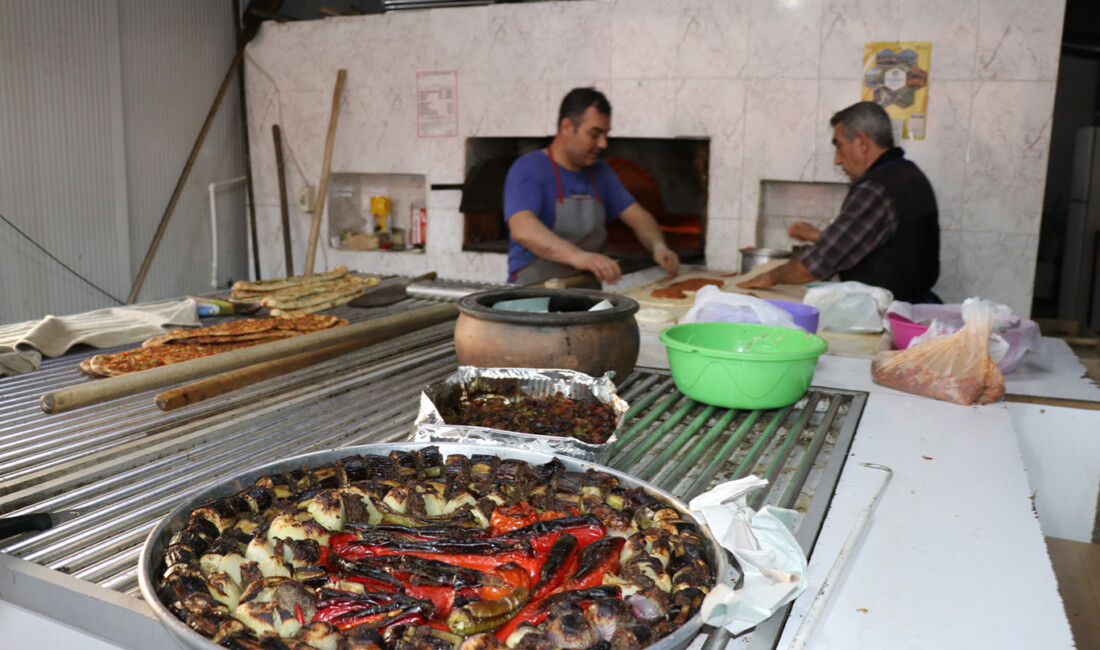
[414,366,628,462]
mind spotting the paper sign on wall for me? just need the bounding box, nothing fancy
[862,42,930,140]
[417,70,459,138]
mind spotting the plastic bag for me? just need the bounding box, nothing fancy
[871,297,1006,405]
[885,301,1040,374]
[681,286,801,330]
[803,282,893,333]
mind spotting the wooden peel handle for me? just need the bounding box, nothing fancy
[304,69,347,274]
[41,302,457,414]
[156,339,369,411]
[539,272,598,289]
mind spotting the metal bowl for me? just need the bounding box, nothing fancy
[138,442,731,650]
[739,247,792,275]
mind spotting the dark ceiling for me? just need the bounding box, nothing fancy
[262,0,1100,56]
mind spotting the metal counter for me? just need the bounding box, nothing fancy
[0,292,865,649]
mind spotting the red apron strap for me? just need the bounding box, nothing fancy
[587,168,601,203]
[546,148,601,204]
[545,148,565,204]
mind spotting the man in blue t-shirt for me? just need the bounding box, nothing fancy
[503,88,680,285]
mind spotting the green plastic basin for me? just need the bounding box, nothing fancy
[658,322,828,409]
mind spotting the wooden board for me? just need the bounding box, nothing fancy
[616,262,806,321]
[616,263,888,359]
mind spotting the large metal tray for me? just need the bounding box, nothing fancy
[138,442,732,650]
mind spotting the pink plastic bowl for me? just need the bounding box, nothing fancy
[886,311,929,349]
[765,300,820,334]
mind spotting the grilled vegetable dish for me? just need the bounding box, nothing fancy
[156,448,714,649]
[438,394,617,445]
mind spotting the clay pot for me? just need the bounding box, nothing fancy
[454,288,640,382]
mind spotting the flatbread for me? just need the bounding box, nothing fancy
[81,314,349,377]
[232,266,349,293]
[269,289,366,316]
[82,340,265,377]
[142,314,346,347]
[650,278,725,300]
[230,274,378,301]
[260,281,371,310]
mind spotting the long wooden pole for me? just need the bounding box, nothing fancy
[127,46,247,304]
[237,45,262,281]
[156,338,370,411]
[40,302,457,414]
[273,125,294,274]
[303,70,347,274]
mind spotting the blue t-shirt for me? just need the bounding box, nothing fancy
[503,150,636,277]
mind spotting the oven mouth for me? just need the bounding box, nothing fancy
[460,137,709,262]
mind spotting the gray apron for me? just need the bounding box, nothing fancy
[513,148,608,286]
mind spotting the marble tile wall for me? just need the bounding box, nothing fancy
[759,181,849,251]
[244,0,1065,315]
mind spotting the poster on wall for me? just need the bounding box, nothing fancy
[862,42,930,140]
[416,70,459,138]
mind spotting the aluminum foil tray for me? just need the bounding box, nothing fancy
[413,366,629,463]
[138,442,730,650]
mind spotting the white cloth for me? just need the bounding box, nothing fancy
[0,300,200,376]
[690,476,809,636]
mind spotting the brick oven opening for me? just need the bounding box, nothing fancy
[460,137,708,267]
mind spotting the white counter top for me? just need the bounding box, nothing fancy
[771,354,1078,649]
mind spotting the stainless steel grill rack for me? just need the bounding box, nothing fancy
[0,295,865,649]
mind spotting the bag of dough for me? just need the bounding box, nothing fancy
[871,297,1005,405]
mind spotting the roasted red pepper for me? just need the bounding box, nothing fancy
[559,536,623,591]
[402,584,455,618]
[530,533,577,600]
[496,515,606,554]
[356,548,543,584]
[490,503,539,535]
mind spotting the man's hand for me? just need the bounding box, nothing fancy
[737,258,818,289]
[787,221,821,243]
[574,251,623,284]
[737,272,777,290]
[653,245,680,277]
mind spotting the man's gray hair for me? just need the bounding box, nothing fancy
[830,102,894,149]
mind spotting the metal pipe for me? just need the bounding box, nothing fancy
[208,175,247,288]
[683,409,764,499]
[127,46,247,304]
[614,398,698,470]
[780,397,843,510]
[750,394,820,511]
[785,462,893,650]
[656,408,738,492]
[612,392,686,452]
[638,405,716,481]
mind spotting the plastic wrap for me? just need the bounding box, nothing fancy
[884,301,1040,373]
[681,286,800,329]
[413,367,629,462]
[872,298,1006,405]
[803,282,893,333]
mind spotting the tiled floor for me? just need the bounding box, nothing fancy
[1046,536,1100,650]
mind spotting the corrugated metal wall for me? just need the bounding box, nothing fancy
[0,0,247,325]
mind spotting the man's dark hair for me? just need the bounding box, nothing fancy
[558,87,611,128]
[830,101,894,149]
